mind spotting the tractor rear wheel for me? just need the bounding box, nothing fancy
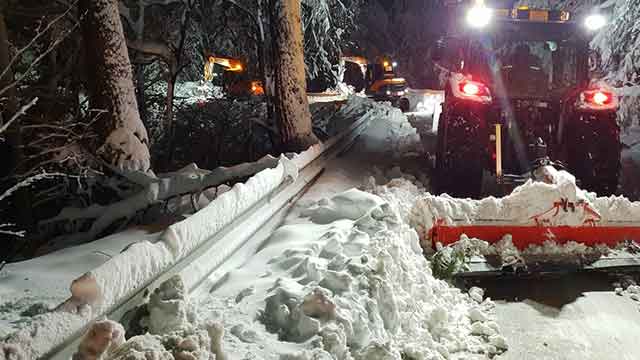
[435,110,485,199]
[565,114,620,195]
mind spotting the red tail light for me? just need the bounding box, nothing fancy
[451,74,492,104]
[462,82,481,96]
[577,87,617,110]
[592,91,610,105]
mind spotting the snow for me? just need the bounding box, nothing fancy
[404,89,444,128]
[197,188,505,359]
[307,82,357,104]
[0,95,389,358]
[409,168,640,244]
[0,156,296,357]
[367,168,640,273]
[174,81,225,103]
[0,229,160,337]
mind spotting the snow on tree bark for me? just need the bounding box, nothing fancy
[270,0,319,152]
[80,0,151,172]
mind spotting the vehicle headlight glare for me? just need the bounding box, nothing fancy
[585,14,606,31]
[466,6,492,28]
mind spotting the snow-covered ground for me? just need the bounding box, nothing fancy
[0,229,160,338]
[4,88,640,359]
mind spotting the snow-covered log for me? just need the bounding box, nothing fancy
[42,155,283,242]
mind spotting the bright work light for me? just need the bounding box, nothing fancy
[585,14,606,31]
[466,4,492,28]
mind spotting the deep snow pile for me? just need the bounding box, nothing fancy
[199,189,506,359]
[367,168,640,276]
[613,275,640,303]
[410,168,640,241]
[358,101,424,160]
[65,276,226,360]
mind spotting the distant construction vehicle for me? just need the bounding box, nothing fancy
[342,55,411,112]
[204,55,264,98]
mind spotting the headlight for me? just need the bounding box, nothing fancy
[386,90,392,95]
[585,14,606,31]
[466,5,492,28]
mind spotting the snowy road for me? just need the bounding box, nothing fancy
[484,274,640,360]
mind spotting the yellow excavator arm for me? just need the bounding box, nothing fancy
[204,56,245,81]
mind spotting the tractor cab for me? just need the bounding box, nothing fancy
[204,55,264,98]
[433,2,620,198]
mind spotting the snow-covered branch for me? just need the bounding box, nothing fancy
[0,171,68,203]
[0,97,38,136]
[0,224,26,238]
[41,155,282,241]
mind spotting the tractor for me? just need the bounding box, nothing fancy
[432,1,620,199]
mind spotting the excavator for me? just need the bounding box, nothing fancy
[342,55,411,112]
[204,55,264,98]
[423,0,640,276]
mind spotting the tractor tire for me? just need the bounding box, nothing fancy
[565,113,620,196]
[399,98,410,113]
[434,110,485,199]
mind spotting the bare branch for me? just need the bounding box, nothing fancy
[0,97,38,135]
[0,171,68,203]
[0,0,78,83]
[0,19,81,97]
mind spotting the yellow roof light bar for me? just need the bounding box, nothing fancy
[492,7,570,23]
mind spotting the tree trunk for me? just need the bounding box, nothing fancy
[134,1,146,126]
[269,0,318,152]
[79,0,151,172]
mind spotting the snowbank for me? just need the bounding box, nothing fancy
[0,157,296,358]
[405,88,444,122]
[410,169,640,241]
[174,81,225,103]
[368,170,640,268]
[358,100,424,159]
[68,276,225,360]
[200,189,506,359]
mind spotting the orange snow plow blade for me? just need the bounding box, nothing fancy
[430,224,640,250]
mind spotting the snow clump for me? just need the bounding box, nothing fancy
[257,189,506,358]
[71,275,226,360]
